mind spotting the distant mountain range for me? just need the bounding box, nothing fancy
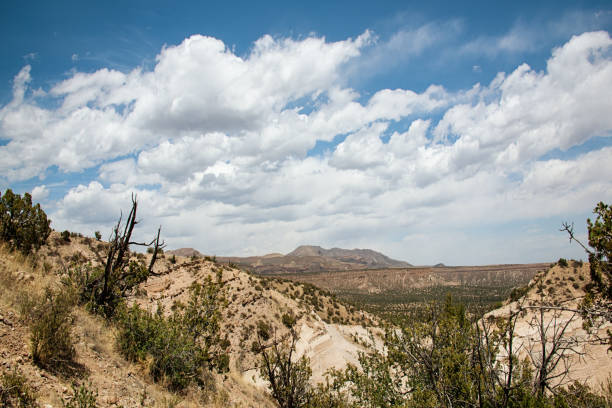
[167,245,411,274]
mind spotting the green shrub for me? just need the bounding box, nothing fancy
[15,291,41,324]
[148,320,207,390]
[62,382,97,408]
[30,288,76,371]
[94,231,101,241]
[0,189,51,254]
[256,320,271,341]
[115,276,227,391]
[558,258,568,267]
[553,381,607,407]
[116,303,206,390]
[61,230,71,243]
[115,303,161,362]
[0,369,38,407]
[282,312,297,328]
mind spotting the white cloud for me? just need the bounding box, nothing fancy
[435,31,612,171]
[2,31,612,263]
[348,20,463,76]
[458,10,612,59]
[0,33,371,182]
[460,23,537,57]
[31,185,49,201]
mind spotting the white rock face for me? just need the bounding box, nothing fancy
[245,313,380,387]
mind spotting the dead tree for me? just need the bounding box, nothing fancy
[476,297,530,408]
[561,220,612,327]
[519,284,585,396]
[86,194,165,316]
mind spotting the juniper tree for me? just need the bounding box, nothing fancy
[0,189,51,254]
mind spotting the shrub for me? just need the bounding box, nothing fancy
[256,320,271,341]
[257,328,313,408]
[282,312,297,329]
[0,189,51,254]
[42,261,53,274]
[30,287,76,371]
[61,230,71,243]
[558,258,569,267]
[62,382,97,408]
[170,254,176,264]
[94,231,101,241]
[115,276,227,391]
[553,381,607,407]
[115,303,161,362]
[116,303,207,390]
[0,369,38,407]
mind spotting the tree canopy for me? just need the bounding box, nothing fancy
[0,189,51,254]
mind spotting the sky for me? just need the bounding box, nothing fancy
[1,1,612,265]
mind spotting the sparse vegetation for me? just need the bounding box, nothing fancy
[255,325,313,408]
[331,295,606,408]
[1,194,611,407]
[30,287,76,372]
[282,312,296,328]
[510,284,530,302]
[0,369,38,407]
[562,201,612,345]
[62,382,98,408]
[115,274,228,391]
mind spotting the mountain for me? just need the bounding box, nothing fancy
[165,247,204,258]
[287,245,411,268]
[433,262,446,267]
[214,245,412,274]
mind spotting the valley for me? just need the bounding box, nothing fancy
[268,263,548,318]
[1,192,610,407]
[172,245,548,320]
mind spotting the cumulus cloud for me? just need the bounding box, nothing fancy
[2,30,612,263]
[31,185,49,201]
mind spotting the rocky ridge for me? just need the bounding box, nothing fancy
[0,233,374,407]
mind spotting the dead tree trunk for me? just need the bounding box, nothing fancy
[92,194,165,316]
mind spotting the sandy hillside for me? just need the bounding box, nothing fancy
[486,261,612,389]
[132,253,378,389]
[1,235,222,408]
[0,231,376,407]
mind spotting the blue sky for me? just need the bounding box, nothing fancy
[1,1,612,264]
